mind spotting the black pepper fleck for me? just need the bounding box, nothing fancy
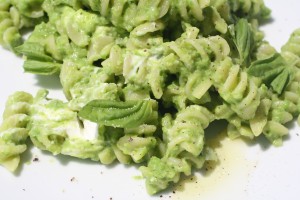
[33,157,39,162]
[160,195,163,198]
[70,177,76,182]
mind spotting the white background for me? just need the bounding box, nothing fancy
[1,1,300,200]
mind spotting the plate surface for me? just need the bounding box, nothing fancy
[1,1,300,200]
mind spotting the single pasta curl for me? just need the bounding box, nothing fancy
[0,3,22,51]
[212,57,261,120]
[140,105,215,195]
[0,91,33,172]
[0,0,45,51]
[282,29,300,68]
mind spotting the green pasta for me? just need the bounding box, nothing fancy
[0,0,300,196]
[0,0,46,51]
[0,91,33,171]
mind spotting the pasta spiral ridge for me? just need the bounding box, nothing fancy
[81,0,170,32]
[0,5,22,51]
[164,105,214,157]
[213,85,271,140]
[260,78,299,146]
[212,57,261,120]
[282,29,300,68]
[167,26,230,72]
[117,125,158,163]
[0,0,46,51]
[228,0,270,20]
[262,97,295,146]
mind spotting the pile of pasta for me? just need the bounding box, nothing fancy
[1,0,300,195]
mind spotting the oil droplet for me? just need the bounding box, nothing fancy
[171,129,259,200]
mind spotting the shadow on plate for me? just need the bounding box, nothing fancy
[39,146,143,172]
[259,16,274,26]
[242,120,295,151]
[14,142,34,177]
[34,74,62,90]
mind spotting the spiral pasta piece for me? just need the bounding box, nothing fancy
[18,22,68,60]
[59,6,107,47]
[101,44,125,75]
[258,95,294,146]
[283,70,300,123]
[185,70,212,103]
[0,6,22,51]
[212,57,261,120]
[87,26,122,63]
[217,71,299,146]
[228,0,270,20]
[10,0,45,19]
[167,28,230,70]
[140,105,215,194]
[225,97,272,140]
[260,92,297,146]
[160,27,230,107]
[255,41,277,60]
[173,0,228,34]
[0,0,46,51]
[0,91,33,171]
[164,105,214,156]
[282,29,300,68]
[117,135,157,163]
[96,126,132,165]
[101,20,165,78]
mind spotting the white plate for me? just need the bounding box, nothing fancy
[1,1,300,199]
